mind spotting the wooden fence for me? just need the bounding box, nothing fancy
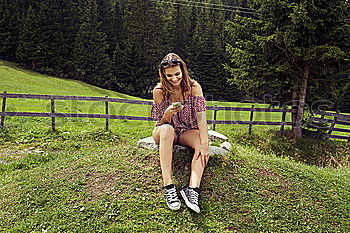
[308,111,350,142]
[0,91,333,139]
[0,91,154,131]
[207,104,294,135]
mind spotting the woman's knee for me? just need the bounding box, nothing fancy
[158,124,175,140]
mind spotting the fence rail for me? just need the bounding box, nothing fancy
[308,111,350,142]
[4,91,350,140]
[206,106,293,112]
[309,117,350,127]
[0,92,153,105]
[313,111,350,120]
[0,112,153,121]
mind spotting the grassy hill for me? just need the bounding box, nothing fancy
[0,60,138,99]
[0,60,350,232]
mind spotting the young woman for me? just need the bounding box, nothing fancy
[151,53,209,213]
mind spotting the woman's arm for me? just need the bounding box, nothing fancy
[192,82,209,166]
[153,86,181,125]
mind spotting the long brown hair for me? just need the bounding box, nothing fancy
[158,53,194,100]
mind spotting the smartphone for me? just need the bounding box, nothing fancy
[172,102,182,108]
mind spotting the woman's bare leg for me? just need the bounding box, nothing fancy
[153,124,176,186]
[178,129,205,188]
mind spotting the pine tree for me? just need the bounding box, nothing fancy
[337,82,350,113]
[110,0,128,92]
[113,0,167,98]
[225,0,350,137]
[1,0,39,55]
[96,0,116,57]
[168,3,192,59]
[72,0,111,87]
[39,0,80,77]
[16,5,45,69]
[188,0,236,100]
[0,0,20,59]
[113,0,125,43]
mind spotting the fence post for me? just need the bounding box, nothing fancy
[328,110,339,135]
[320,112,325,120]
[280,106,287,135]
[248,105,254,134]
[1,91,7,128]
[213,104,218,131]
[328,116,337,135]
[105,96,109,131]
[51,97,55,131]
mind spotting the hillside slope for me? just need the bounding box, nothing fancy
[0,60,349,232]
[0,132,349,232]
[0,60,140,99]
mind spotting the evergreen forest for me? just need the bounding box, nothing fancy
[1,0,349,112]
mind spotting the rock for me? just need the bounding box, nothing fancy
[0,160,10,165]
[209,146,229,156]
[220,141,232,151]
[137,137,158,150]
[34,150,45,153]
[208,130,228,141]
[173,144,192,153]
[173,145,194,158]
[137,136,230,156]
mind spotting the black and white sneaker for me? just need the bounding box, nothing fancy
[164,184,181,211]
[180,187,200,213]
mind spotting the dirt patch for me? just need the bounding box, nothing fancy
[257,167,290,192]
[52,161,86,183]
[52,164,124,200]
[84,171,123,200]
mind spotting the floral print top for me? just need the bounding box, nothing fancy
[150,88,206,138]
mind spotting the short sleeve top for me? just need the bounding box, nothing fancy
[150,86,206,132]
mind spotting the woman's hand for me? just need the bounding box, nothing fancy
[165,104,183,116]
[196,145,210,167]
[159,104,183,125]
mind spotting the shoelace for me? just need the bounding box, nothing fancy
[189,189,199,205]
[166,188,179,204]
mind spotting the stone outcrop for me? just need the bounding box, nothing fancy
[208,130,228,141]
[137,130,232,156]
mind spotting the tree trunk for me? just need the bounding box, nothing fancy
[291,73,299,124]
[292,65,309,138]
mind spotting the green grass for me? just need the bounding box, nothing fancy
[1,60,350,232]
[0,60,138,99]
[1,128,349,232]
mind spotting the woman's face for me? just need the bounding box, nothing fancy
[164,65,183,87]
